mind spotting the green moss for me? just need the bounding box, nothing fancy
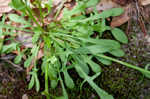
[97,22,150,98]
[99,63,141,99]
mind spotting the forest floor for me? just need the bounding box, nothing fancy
[0,0,150,99]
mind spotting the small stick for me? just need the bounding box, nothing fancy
[0,59,23,71]
[135,0,147,36]
[138,17,147,36]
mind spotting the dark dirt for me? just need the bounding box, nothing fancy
[0,61,45,99]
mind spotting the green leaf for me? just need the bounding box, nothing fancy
[32,28,42,43]
[87,58,102,73]
[8,14,27,24]
[100,8,124,18]
[75,45,111,54]
[51,80,58,89]
[28,75,35,90]
[99,9,112,19]
[0,37,4,53]
[111,28,128,44]
[86,45,111,54]
[86,0,99,7]
[48,67,57,80]
[73,8,124,23]
[75,56,90,76]
[55,96,66,99]
[0,15,6,53]
[96,56,112,65]
[63,2,85,18]
[14,53,23,64]
[59,74,68,99]
[143,64,150,78]
[75,64,114,99]
[64,70,75,89]
[32,32,40,43]
[31,45,39,55]
[83,56,101,73]
[1,43,18,53]
[11,0,26,11]
[49,56,57,64]
[44,62,49,93]
[79,38,121,49]
[43,35,51,49]
[109,49,125,57]
[24,56,33,68]
[24,45,39,68]
[35,73,40,92]
[111,8,124,16]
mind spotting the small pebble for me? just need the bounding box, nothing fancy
[22,94,28,99]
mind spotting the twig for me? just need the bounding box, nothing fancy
[0,59,23,71]
[138,17,147,36]
[135,0,147,36]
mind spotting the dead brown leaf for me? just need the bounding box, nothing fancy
[111,4,131,27]
[112,0,131,6]
[96,0,121,11]
[139,0,150,6]
[37,49,44,59]
[96,0,131,27]
[16,32,33,48]
[0,0,11,6]
[0,0,12,17]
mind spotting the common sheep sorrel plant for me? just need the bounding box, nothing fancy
[0,0,150,99]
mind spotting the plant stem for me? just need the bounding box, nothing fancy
[97,54,150,75]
